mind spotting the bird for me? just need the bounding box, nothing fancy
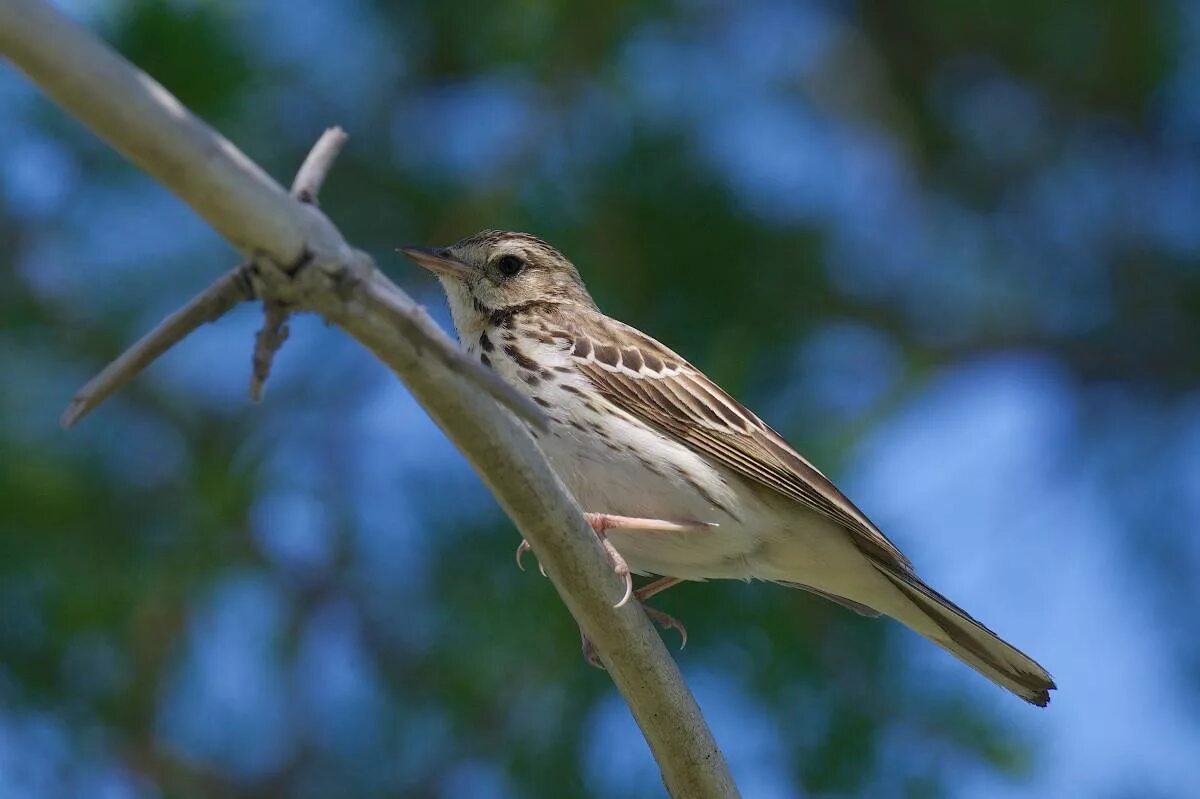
[400,230,1056,707]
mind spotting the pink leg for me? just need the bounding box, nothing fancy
[583,513,716,534]
[514,515,713,610]
[637,576,683,601]
[583,513,713,609]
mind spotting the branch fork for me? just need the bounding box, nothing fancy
[60,130,544,430]
[59,129,321,423]
[247,126,349,401]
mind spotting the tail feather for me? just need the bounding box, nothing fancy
[780,581,882,617]
[872,563,1056,707]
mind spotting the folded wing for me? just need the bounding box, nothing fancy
[567,318,912,573]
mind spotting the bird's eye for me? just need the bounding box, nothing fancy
[495,255,525,278]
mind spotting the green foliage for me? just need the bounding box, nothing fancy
[109,0,253,120]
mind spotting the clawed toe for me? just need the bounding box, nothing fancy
[514,539,546,577]
[528,510,694,660]
[583,513,638,608]
[578,598,689,669]
[598,539,633,608]
[643,605,688,650]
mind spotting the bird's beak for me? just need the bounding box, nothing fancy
[397,246,473,281]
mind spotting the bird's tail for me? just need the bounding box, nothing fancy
[871,561,1056,706]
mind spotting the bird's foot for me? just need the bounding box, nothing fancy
[515,513,709,610]
[583,513,710,608]
[584,513,634,608]
[642,604,688,651]
[581,588,689,668]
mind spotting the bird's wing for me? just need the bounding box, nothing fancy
[566,317,913,572]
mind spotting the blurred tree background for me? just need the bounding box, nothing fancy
[2,0,1198,796]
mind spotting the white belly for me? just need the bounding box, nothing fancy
[534,411,884,595]
[536,405,761,578]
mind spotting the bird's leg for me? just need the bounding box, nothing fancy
[586,513,635,609]
[637,576,683,601]
[583,513,712,608]
[513,515,713,605]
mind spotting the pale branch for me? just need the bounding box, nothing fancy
[60,267,253,428]
[290,126,347,206]
[0,0,537,428]
[0,1,739,796]
[249,300,290,402]
[65,128,353,416]
[250,127,349,401]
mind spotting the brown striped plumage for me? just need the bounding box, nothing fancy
[401,230,1056,706]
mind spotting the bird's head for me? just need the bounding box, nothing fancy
[400,230,595,336]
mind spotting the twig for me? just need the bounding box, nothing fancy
[249,300,290,402]
[249,127,347,400]
[60,268,253,428]
[1,2,738,795]
[291,127,347,205]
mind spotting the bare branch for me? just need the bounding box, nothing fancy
[60,267,253,428]
[249,300,290,402]
[32,72,539,428]
[2,1,738,795]
[291,127,347,206]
